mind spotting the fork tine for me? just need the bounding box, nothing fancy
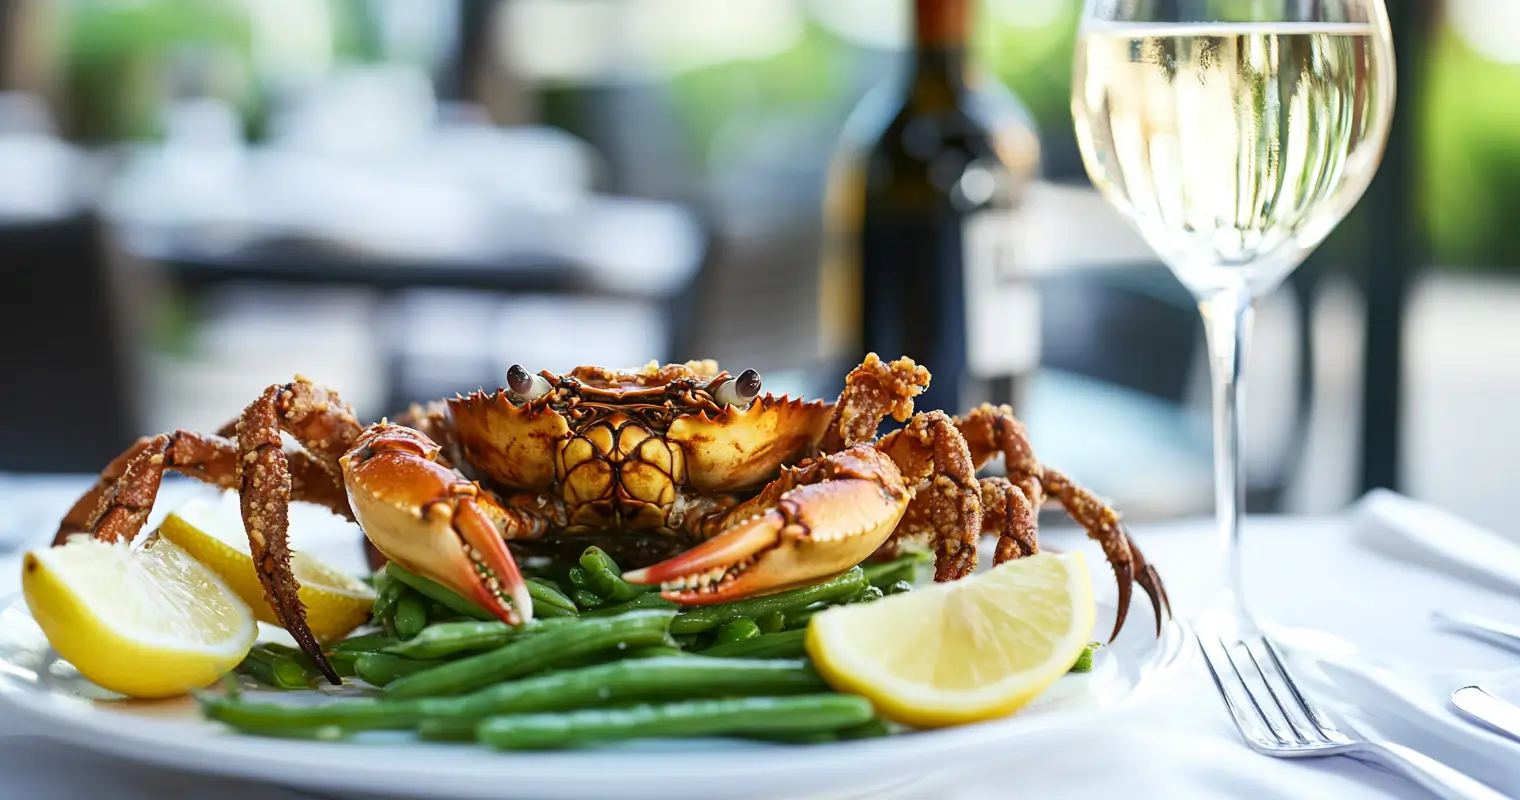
[1216,637,1294,745]
[1261,636,1348,742]
[1241,638,1311,744]
[1198,634,1276,747]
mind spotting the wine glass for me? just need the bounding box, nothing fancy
[1071,0,1396,619]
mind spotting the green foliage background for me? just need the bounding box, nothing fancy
[56,0,1520,271]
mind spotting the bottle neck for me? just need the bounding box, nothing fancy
[909,0,970,99]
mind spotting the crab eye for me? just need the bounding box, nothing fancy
[714,369,761,408]
[506,364,551,403]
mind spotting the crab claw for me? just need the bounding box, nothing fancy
[625,447,910,604]
[341,424,533,625]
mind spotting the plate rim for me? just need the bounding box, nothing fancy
[0,593,1194,798]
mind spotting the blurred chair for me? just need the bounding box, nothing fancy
[1037,255,1320,516]
[0,93,141,472]
[0,212,141,472]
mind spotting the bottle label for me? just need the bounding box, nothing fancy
[964,209,1041,377]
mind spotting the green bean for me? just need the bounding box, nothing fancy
[783,604,824,630]
[477,695,875,749]
[325,652,362,678]
[713,618,761,646]
[328,633,399,654]
[699,629,808,659]
[236,644,314,690]
[383,609,676,699]
[202,656,825,735]
[425,601,464,622]
[331,643,393,678]
[371,577,407,622]
[385,617,580,660]
[394,592,429,638]
[234,655,295,690]
[583,592,678,617]
[579,547,651,602]
[386,562,576,622]
[756,611,786,634]
[324,637,398,678]
[886,580,914,596]
[860,551,928,589]
[444,656,825,721]
[386,563,495,621]
[1069,644,1095,674]
[527,578,579,617]
[354,653,442,687]
[416,716,478,742]
[839,717,894,739]
[566,567,591,589]
[670,567,866,634]
[200,695,423,732]
[623,645,690,659]
[571,589,605,610]
[854,585,885,603]
[260,642,319,674]
[251,643,318,685]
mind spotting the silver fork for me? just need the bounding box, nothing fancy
[1198,629,1510,800]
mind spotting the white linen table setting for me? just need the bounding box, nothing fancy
[2,475,1520,799]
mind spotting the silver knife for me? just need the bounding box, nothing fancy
[1450,685,1520,745]
[1432,610,1520,655]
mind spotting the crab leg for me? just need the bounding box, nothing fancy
[624,445,912,603]
[341,423,536,627]
[874,410,984,582]
[954,403,1171,640]
[53,434,351,547]
[980,476,1039,564]
[1041,467,1171,639]
[54,431,230,546]
[236,380,372,682]
[819,353,931,453]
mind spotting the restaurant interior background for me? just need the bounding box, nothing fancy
[0,0,1514,537]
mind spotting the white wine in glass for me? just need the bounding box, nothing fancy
[1072,3,1395,616]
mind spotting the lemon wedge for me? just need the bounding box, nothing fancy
[806,551,1096,728]
[22,535,257,698]
[157,494,374,642]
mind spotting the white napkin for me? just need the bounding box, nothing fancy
[1305,653,1520,797]
[1265,491,1520,796]
[1350,488,1520,598]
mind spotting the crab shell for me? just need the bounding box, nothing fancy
[444,363,910,603]
[445,369,838,510]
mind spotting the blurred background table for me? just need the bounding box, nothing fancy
[0,0,1516,533]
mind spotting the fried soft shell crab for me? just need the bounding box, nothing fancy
[53,355,1169,683]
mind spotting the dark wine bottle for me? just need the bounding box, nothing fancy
[821,0,1041,417]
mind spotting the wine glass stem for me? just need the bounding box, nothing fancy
[1198,284,1255,622]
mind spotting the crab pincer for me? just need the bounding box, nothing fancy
[624,447,911,604]
[340,424,534,626]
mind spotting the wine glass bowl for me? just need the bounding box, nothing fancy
[1070,0,1396,614]
[1073,3,1395,297]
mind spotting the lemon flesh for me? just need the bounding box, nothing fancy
[157,494,373,642]
[22,536,257,698]
[807,551,1096,728]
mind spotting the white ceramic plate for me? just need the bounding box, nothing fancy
[0,498,1191,800]
[0,597,1188,800]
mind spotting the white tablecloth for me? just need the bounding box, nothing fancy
[2,479,1519,800]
